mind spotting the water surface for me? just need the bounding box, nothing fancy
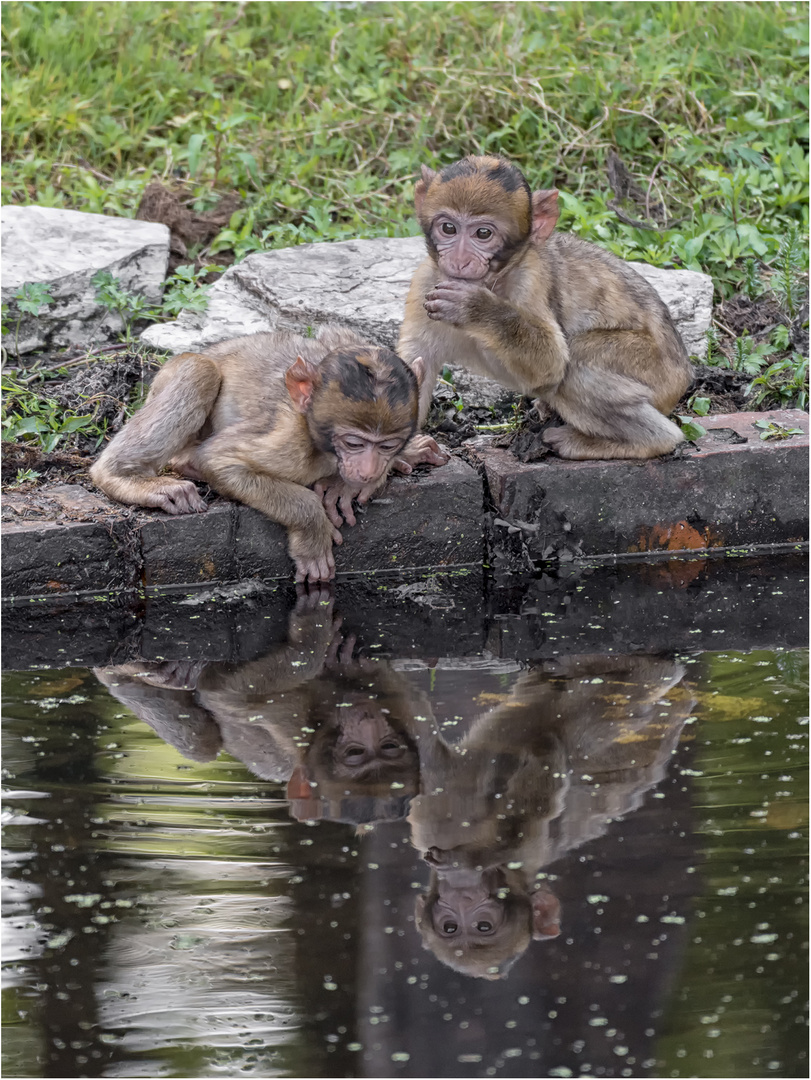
[2,564,808,1078]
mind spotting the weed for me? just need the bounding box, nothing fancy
[676,416,708,442]
[753,418,805,440]
[12,468,41,486]
[9,282,53,359]
[769,225,806,318]
[1,375,94,452]
[747,353,809,410]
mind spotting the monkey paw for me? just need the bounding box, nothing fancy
[424,279,486,325]
[314,477,377,528]
[289,523,342,584]
[392,434,450,474]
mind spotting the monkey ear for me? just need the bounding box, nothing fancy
[286,764,315,800]
[530,189,560,243]
[531,887,561,940]
[409,355,427,388]
[414,165,437,215]
[285,356,321,414]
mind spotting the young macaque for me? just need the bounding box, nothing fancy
[398,154,693,460]
[90,326,446,583]
[409,655,693,978]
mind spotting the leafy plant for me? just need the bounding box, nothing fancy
[730,334,776,375]
[92,270,150,339]
[753,418,805,440]
[11,468,41,486]
[10,281,53,358]
[742,259,763,301]
[676,416,707,442]
[687,395,711,417]
[159,264,221,317]
[769,225,805,318]
[747,353,809,410]
[1,375,94,452]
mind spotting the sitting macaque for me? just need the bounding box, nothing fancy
[398,154,693,460]
[408,655,693,978]
[94,588,437,826]
[90,326,447,583]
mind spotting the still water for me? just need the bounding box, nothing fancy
[2,562,808,1079]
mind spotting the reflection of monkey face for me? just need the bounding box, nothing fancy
[305,700,420,799]
[415,868,535,980]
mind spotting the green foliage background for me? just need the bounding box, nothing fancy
[2,1,808,294]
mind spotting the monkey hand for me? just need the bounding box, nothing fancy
[424,279,490,326]
[314,476,380,528]
[289,519,343,584]
[392,433,450,474]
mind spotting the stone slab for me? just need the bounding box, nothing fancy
[1,456,482,596]
[479,410,809,564]
[1,205,169,354]
[140,236,714,382]
[0,518,136,596]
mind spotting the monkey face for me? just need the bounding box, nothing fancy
[305,703,420,795]
[415,155,536,281]
[332,426,411,486]
[415,869,561,979]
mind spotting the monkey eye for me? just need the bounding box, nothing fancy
[475,227,493,240]
[442,921,459,935]
[476,920,493,933]
[440,222,456,235]
[341,437,366,451]
[379,738,404,758]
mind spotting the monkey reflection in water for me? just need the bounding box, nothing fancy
[96,612,693,979]
[94,588,433,824]
[407,655,694,979]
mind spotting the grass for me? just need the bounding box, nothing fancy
[1,1,808,449]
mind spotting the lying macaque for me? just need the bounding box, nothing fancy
[90,326,448,583]
[398,154,693,460]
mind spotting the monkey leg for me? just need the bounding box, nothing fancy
[545,354,685,461]
[193,439,342,582]
[90,353,221,513]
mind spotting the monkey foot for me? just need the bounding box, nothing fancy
[151,479,208,514]
[393,434,450,474]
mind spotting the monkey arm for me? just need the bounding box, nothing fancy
[424,280,569,396]
[191,434,342,583]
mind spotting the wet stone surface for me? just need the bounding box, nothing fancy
[1,557,808,1079]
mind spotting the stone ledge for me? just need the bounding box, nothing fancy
[476,410,809,565]
[1,456,483,596]
[1,412,807,598]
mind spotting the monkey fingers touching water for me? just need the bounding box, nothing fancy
[398,155,693,460]
[90,326,435,582]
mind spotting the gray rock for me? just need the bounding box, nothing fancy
[1,205,169,355]
[140,236,715,407]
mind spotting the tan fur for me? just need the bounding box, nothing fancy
[90,326,419,582]
[399,155,693,460]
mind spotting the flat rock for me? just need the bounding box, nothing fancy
[1,205,169,354]
[140,236,714,407]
